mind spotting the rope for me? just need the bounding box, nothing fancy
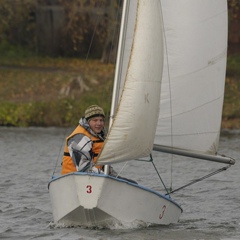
[158,0,174,191]
[135,154,171,196]
[116,161,129,178]
[51,128,70,178]
[106,0,122,64]
[149,154,171,196]
[135,156,232,197]
[165,165,231,195]
[85,0,105,61]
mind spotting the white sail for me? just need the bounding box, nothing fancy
[98,0,229,164]
[154,0,228,157]
[97,0,164,164]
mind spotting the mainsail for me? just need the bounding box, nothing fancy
[154,0,234,164]
[97,0,164,164]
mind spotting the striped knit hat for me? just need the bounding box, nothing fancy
[85,105,105,122]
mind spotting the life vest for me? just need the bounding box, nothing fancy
[61,125,104,175]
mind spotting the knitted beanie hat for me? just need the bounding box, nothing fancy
[85,105,105,122]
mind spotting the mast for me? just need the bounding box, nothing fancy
[109,0,130,127]
[104,0,130,174]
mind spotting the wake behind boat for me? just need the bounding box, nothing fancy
[49,0,235,227]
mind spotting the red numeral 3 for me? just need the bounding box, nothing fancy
[86,185,92,193]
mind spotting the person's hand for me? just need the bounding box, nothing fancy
[89,166,104,174]
[109,166,118,177]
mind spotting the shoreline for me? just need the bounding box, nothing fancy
[221,119,240,130]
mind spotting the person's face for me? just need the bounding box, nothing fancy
[88,117,104,133]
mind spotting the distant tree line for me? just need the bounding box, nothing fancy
[228,0,240,54]
[0,0,122,62]
[0,0,239,61]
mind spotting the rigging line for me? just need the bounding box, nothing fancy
[166,165,231,195]
[52,128,70,178]
[83,1,113,115]
[135,155,171,196]
[107,0,122,64]
[85,0,105,61]
[104,0,122,110]
[149,154,171,196]
[116,161,129,178]
[158,0,174,191]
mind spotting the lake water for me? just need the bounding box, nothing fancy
[0,127,239,240]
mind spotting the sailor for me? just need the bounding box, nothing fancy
[61,105,137,184]
[61,105,109,175]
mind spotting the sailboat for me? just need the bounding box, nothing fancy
[48,0,235,227]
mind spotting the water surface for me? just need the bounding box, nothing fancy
[0,127,239,239]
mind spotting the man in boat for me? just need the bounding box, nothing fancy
[61,105,137,184]
[61,104,113,175]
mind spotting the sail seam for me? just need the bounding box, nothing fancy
[159,94,224,120]
[159,131,219,137]
[200,8,227,24]
[169,49,227,80]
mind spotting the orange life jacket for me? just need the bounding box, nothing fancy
[61,125,104,175]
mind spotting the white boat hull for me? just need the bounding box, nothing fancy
[48,173,182,227]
